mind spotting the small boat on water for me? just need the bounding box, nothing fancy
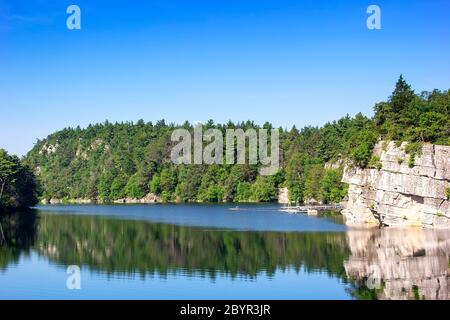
[229,206,240,211]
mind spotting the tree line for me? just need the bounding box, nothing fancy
[23,119,352,204]
[19,76,450,205]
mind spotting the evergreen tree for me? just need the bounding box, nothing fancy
[0,149,37,209]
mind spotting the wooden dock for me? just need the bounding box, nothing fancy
[227,204,343,215]
[279,204,343,214]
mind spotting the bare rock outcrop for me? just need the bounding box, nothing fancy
[39,143,59,155]
[42,198,96,205]
[113,193,160,204]
[342,141,450,228]
[277,187,289,204]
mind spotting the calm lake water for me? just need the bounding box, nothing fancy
[1,204,449,300]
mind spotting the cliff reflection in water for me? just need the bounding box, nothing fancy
[345,228,450,300]
[1,211,450,300]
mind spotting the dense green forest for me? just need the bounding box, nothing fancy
[23,76,450,204]
[23,118,352,204]
[0,149,37,210]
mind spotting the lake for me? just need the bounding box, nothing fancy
[1,204,449,300]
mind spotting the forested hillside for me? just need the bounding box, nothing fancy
[23,117,355,203]
[24,77,450,204]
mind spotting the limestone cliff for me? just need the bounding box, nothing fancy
[342,141,450,228]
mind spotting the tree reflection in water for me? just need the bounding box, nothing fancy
[1,211,449,300]
[0,210,37,270]
[34,213,349,279]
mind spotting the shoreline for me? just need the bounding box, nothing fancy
[38,198,313,205]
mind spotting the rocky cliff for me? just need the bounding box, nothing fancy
[342,141,450,228]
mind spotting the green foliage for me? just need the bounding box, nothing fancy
[159,167,177,195]
[416,112,448,142]
[408,153,415,168]
[404,142,423,168]
[124,173,147,199]
[109,174,128,199]
[412,285,423,300]
[251,176,277,202]
[0,149,38,210]
[349,130,378,168]
[97,171,114,200]
[149,174,161,194]
[304,164,324,202]
[374,76,450,144]
[284,154,305,203]
[445,187,450,200]
[368,156,382,170]
[404,142,423,156]
[235,182,252,202]
[320,169,348,204]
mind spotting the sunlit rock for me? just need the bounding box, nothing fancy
[342,141,450,227]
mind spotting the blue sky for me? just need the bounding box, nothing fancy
[1,0,449,156]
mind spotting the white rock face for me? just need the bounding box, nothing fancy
[342,141,450,228]
[113,193,160,204]
[277,187,289,204]
[43,198,95,204]
[39,143,59,155]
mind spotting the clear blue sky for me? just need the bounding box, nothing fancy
[1,0,449,156]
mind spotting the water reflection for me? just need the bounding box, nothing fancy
[1,210,450,299]
[345,228,450,300]
[34,213,349,279]
[0,211,37,270]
